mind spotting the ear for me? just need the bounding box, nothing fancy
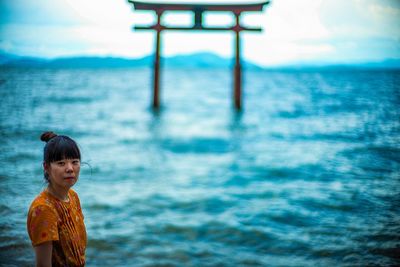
[43,162,49,172]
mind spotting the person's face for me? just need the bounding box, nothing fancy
[44,158,80,189]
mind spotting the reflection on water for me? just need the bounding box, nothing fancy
[0,67,399,266]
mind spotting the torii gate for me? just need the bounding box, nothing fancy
[127,1,269,110]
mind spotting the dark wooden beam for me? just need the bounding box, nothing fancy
[128,1,269,12]
[134,25,262,31]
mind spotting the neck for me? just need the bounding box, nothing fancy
[47,184,69,202]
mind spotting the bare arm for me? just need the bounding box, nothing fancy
[34,241,52,267]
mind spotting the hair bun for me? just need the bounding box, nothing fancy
[40,131,57,142]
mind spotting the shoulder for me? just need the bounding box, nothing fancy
[68,189,83,209]
[68,189,84,220]
[69,188,78,197]
[29,191,54,210]
[28,192,58,218]
[68,188,81,202]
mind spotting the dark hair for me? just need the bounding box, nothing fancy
[41,131,81,181]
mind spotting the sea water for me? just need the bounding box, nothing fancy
[0,67,399,266]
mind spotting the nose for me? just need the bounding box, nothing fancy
[65,162,73,173]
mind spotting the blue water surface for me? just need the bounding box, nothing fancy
[0,67,399,266]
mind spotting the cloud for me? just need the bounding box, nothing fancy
[1,0,399,65]
[0,0,80,26]
[319,0,400,40]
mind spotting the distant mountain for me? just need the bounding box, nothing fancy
[0,53,19,65]
[0,52,262,69]
[163,52,261,69]
[1,52,399,70]
[353,59,400,69]
[0,54,152,68]
[269,59,400,71]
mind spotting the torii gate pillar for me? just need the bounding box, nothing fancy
[234,12,242,110]
[153,11,162,109]
[128,1,269,111]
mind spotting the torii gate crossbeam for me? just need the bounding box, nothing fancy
[128,1,270,111]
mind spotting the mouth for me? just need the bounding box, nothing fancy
[64,176,75,180]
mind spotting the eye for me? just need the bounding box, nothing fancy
[72,160,80,165]
[57,161,65,166]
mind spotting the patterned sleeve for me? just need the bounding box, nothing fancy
[27,204,59,246]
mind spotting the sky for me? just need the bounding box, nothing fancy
[0,0,399,66]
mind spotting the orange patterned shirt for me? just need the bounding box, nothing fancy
[27,189,87,267]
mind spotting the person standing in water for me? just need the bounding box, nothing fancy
[27,131,87,267]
